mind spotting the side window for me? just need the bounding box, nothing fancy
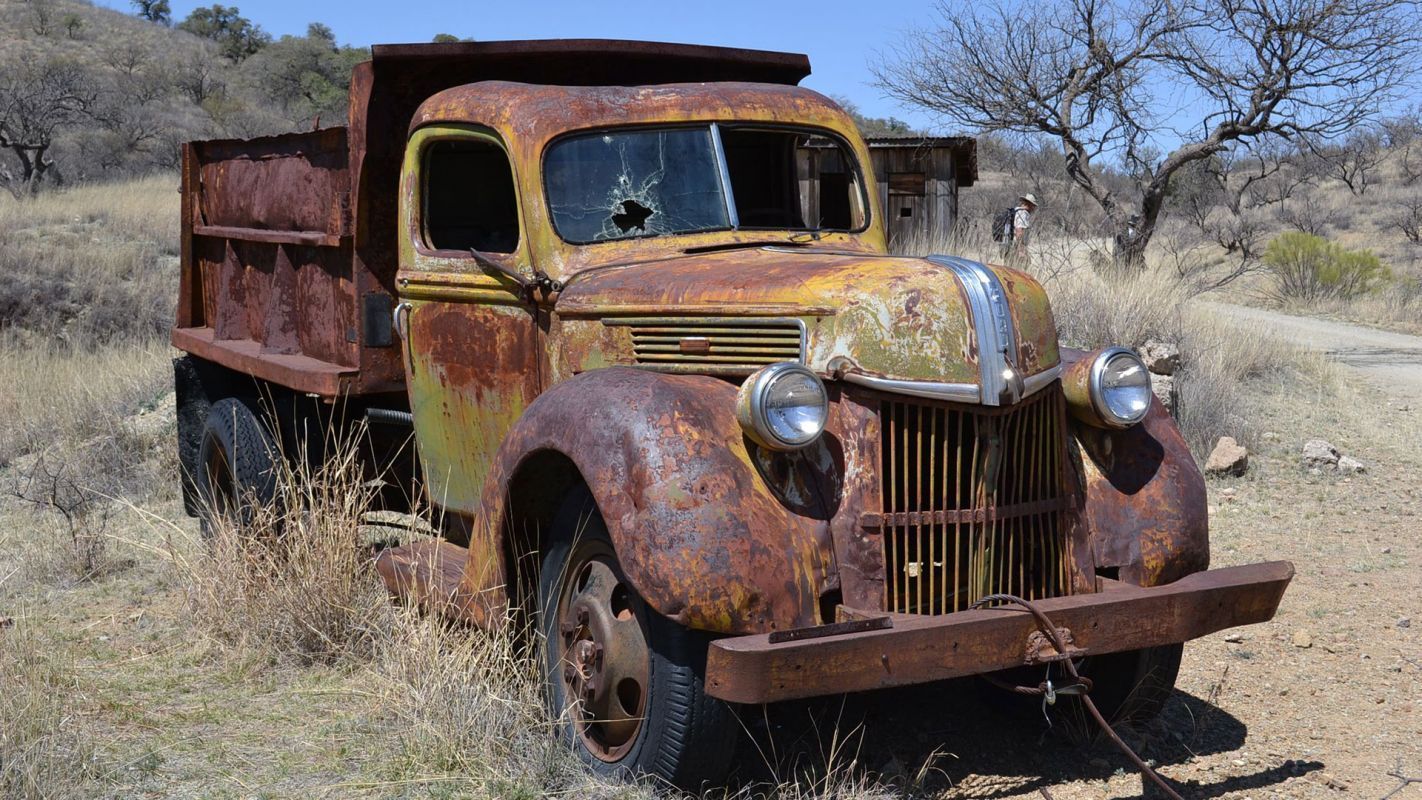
[422,139,519,254]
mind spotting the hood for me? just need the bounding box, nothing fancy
[555,247,1060,390]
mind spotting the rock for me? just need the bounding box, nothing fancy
[1337,455,1366,475]
[1206,437,1249,476]
[1149,373,1177,414]
[122,391,177,440]
[1141,340,1182,376]
[1225,633,1246,643]
[0,616,12,629]
[1399,618,1412,629]
[1382,547,1392,554]
[1301,439,1340,469]
[1292,630,1313,648]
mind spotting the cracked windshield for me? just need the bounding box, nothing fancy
[545,126,864,243]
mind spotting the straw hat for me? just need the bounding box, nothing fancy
[1020,193,1039,206]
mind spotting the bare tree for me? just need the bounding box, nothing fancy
[1382,111,1422,185]
[875,0,1422,267]
[1173,143,1312,262]
[1392,194,1422,245]
[0,58,97,196]
[1309,129,1385,195]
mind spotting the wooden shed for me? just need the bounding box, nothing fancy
[866,136,977,245]
[800,135,977,247]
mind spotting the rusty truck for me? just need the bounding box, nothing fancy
[172,39,1293,788]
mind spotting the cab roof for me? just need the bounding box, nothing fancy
[409,81,857,146]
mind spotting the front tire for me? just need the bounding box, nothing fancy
[1075,643,1183,724]
[537,487,738,789]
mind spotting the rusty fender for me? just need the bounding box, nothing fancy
[462,366,835,635]
[1061,348,1209,587]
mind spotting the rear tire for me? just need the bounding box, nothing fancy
[194,397,279,536]
[537,486,738,790]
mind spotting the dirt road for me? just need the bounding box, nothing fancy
[1206,302,1422,401]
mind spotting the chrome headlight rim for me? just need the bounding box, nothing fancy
[1089,346,1152,428]
[737,362,828,451]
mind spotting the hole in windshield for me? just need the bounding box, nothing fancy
[544,126,865,244]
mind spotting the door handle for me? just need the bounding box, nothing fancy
[393,302,414,374]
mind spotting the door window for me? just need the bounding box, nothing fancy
[422,139,519,254]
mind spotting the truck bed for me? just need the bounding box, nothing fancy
[172,39,812,398]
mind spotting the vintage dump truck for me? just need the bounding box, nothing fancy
[172,39,1293,787]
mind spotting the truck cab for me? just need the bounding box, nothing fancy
[172,40,1291,789]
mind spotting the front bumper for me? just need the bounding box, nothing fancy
[705,561,1293,704]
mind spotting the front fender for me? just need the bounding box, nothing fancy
[1063,352,1209,587]
[464,367,834,635]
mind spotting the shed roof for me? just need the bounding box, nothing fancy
[864,136,977,187]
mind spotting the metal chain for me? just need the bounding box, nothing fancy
[972,593,1188,800]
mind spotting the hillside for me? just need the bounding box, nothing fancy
[0,0,363,192]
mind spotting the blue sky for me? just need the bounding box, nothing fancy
[94,0,946,132]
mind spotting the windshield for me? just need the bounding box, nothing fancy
[544,125,866,244]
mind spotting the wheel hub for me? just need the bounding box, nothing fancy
[555,549,650,762]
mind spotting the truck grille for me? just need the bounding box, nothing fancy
[872,387,1072,615]
[615,318,803,371]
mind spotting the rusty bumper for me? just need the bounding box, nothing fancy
[705,561,1293,704]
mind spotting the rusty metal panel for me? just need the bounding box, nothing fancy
[1056,350,1210,588]
[192,128,350,234]
[705,560,1294,703]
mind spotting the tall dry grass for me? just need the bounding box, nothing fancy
[171,429,396,665]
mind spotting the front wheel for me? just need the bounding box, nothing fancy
[537,487,738,789]
[1075,643,1183,724]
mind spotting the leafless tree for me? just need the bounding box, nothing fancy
[1309,129,1385,195]
[1277,192,1339,237]
[1382,111,1422,185]
[1172,143,1313,263]
[1392,194,1422,245]
[0,57,97,196]
[875,0,1422,267]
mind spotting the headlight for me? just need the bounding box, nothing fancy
[1091,347,1152,427]
[736,363,828,450]
[1063,346,1152,428]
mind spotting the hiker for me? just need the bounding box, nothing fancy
[1006,193,1040,265]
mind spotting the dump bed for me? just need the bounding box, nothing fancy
[172,39,811,398]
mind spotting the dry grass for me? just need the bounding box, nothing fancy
[0,175,179,343]
[171,431,395,666]
[0,614,104,800]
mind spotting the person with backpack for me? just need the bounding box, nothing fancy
[992,193,1038,266]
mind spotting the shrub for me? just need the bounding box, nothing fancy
[1264,231,1390,302]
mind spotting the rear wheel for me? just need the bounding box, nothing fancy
[194,397,279,536]
[537,488,738,789]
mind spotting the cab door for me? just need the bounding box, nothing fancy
[396,124,541,518]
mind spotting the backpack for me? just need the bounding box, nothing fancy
[990,207,1016,242]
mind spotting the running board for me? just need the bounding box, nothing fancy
[373,540,476,619]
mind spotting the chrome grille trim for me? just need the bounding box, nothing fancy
[926,255,1018,406]
[841,364,1061,405]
